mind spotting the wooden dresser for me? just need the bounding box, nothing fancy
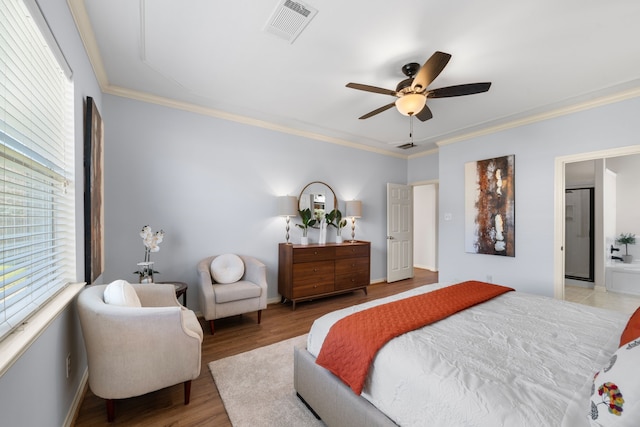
[278,241,370,310]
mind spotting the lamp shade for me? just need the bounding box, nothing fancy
[395,93,426,116]
[346,200,362,218]
[278,196,298,217]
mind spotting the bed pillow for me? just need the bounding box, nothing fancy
[103,280,141,307]
[619,306,640,347]
[588,338,640,426]
[210,254,245,284]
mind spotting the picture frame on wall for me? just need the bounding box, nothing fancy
[464,154,515,256]
[84,96,104,283]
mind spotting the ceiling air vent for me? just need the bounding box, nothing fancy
[398,143,416,150]
[264,0,317,43]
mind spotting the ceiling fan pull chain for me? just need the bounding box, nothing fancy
[409,115,414,145]
[410,114,414,139]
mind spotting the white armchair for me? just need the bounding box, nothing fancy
[77,282,203,422]
[196,254,268,335]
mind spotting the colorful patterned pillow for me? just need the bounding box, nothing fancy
[588,338,640,426]
[619,306,640,347]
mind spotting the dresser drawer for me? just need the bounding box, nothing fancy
[335,271,369,291]
[335,244,369,258]
[335,257,369,275]
[293,281,335,298]
[293,246,335,263]
[292,261,335,286]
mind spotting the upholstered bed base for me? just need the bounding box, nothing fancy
[293,346,397,427]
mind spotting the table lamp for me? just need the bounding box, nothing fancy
[278,196,298,244]
[346,200,362,242]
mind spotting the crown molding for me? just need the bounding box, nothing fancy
[435,86,640,148]
[67,0,109,90]
[103,84,409,159]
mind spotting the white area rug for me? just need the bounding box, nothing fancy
[208,335,324,427]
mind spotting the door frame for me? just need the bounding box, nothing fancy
[553,144,640,299]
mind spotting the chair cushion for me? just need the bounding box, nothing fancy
[213,280,262,303]
[210,254,245,284]
[103,280,141,307]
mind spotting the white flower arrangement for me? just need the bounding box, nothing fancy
[140,225,165,260]
[135,225,165,282]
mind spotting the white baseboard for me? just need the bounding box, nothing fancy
[64,367,88,427]
[414,264,437,271]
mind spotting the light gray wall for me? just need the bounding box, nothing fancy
[408,150,439,183]
[435,96,640,296]
[0,0,101,425]
[101,95,408,308]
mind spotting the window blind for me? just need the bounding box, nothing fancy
[0,0,75,340]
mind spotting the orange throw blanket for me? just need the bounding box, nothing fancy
[315,281,514,394]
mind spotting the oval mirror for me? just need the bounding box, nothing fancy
[298,181,338,221]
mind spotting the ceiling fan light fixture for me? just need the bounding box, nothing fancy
[395,93,426,116]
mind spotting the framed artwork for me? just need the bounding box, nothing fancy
[464,154,515,256]
[84,96,104,283]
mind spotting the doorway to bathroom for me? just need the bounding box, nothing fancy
[564,187,594,283]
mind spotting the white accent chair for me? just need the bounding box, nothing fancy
[196,255,268,335]
[77,283,203,422]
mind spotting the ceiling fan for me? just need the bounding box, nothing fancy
[346,51,491,121]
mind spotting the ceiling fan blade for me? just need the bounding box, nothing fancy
[358,102,396,120]
[415,104,433,122]
[346,83,398,97]
[411,51,451,92]
[427,82,492,98]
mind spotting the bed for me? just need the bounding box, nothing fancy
[293,281,640,427]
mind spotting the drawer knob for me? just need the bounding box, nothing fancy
[314,251,318,255]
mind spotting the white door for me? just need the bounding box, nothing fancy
[387,183,413,282]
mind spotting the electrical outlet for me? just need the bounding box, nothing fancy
[486,275,493,283]
[66,353,71,379]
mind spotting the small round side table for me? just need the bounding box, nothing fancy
[157,281,188,306]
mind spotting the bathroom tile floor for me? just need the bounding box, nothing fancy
[565,285,640,314]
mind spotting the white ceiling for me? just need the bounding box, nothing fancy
[69,0,640,157]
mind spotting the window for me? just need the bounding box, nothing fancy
[0,0,75,340]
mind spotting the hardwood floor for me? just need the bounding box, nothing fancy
[72,269,438,426]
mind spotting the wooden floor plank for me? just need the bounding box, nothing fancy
[72,269,438,426]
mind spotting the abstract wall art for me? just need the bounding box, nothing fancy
[84,96,105,283]
[464,155,515,256]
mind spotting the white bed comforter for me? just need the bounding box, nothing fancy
[307,283,628,427]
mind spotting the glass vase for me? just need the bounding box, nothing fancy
[137,261,154,283]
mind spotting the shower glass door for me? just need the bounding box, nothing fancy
[565,188,594,281]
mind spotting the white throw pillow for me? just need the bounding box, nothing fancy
[588,338,640,426]
[210,254,245,284]
[103,280,142,307]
